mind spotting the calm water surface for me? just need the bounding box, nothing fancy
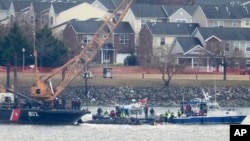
[0,107,249,141]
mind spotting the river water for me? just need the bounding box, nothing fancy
[0,107,249,141]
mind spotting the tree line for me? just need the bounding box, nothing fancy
[0,23,68,67]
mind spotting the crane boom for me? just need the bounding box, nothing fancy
[31,0,135,101]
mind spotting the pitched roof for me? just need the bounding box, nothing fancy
[181,5,198,15]
[73,0,95,3]
[33,2,51,14]
[176,37,202,53]
[70,19,134,34]
[114,22,134,34]
[12,1,32,12]
[146,22,199,35]
[52,2,82,14]
[131,4,168,18]
[197,27,250,41]
[70,20,103,34]
[195,0,248,5]
[0,0,11,10]
[200,5,250,19]
[97,0,122,11]
[163,5,197,16]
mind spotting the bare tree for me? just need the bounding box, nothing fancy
[151,46,181,87]
[207,42,244,80]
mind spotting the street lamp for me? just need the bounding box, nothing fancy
[22,48,25,71]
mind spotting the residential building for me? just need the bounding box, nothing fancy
[138,22,199,66]
[193,5,250,28]
[193,27,250,69]
[123,3,168,47]
[63,19,135,64]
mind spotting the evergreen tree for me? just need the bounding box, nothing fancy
[36,25,67,67]
[0,23,31,66]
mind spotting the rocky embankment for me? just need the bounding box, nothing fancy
[19,86,250,107]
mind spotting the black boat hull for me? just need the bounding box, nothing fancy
[0,108,90,125]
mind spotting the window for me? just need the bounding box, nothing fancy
[160,37,165,45]
[157,19,163,22]
[119,35,129,44]
[245,59,250,69]
[83,35,92,44]
[245,20,250,26]
[193,58,201,67]
[50,16,53,25]
[224,43,229,52]
[245,42,250,52]
[232,21,238,27]
[176,19,187,23]
[10,15,13,22]
[234,59,240,68]
[234,42,240,51]
[141,19,150,27]
[30,16,34,24]
[213,20,224,27]
[103,34,107,39]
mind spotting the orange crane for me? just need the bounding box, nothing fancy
[30,0,135,103]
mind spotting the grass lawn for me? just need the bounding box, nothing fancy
[1,72,250,87]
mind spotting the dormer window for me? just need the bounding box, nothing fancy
[232,21,238,27]
[176,19,187,23]
[213,20,224,27]
[245,20,250,26]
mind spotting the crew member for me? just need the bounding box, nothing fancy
[150,108,155,116]
[97,107,103,115]
[120,110,126,118]
[110,110,116,118]
[177,110,181,117]
[164,111,169,122]
[144,105,149,118]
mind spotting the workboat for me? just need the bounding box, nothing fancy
[85,98,161,125]
[0,85,90,125]
[168,89,247,124]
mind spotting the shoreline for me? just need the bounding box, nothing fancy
[1,72,250,107]
[18,85,250,107]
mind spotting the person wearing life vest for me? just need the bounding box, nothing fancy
[164,111,169,122]
[177,110,181,117]
[170,112,176,119]
[104,110,108,116]
[120,110,126,118]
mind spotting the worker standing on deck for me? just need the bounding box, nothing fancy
[97,107,103,115]
[150,108,155,116]
[71,97,75,110]
[76,98,81,110]
[164,111,169,122]
[120,110,126,118]
[110,110,116,118]
[177,110,181,117]
[144,105,149,118]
